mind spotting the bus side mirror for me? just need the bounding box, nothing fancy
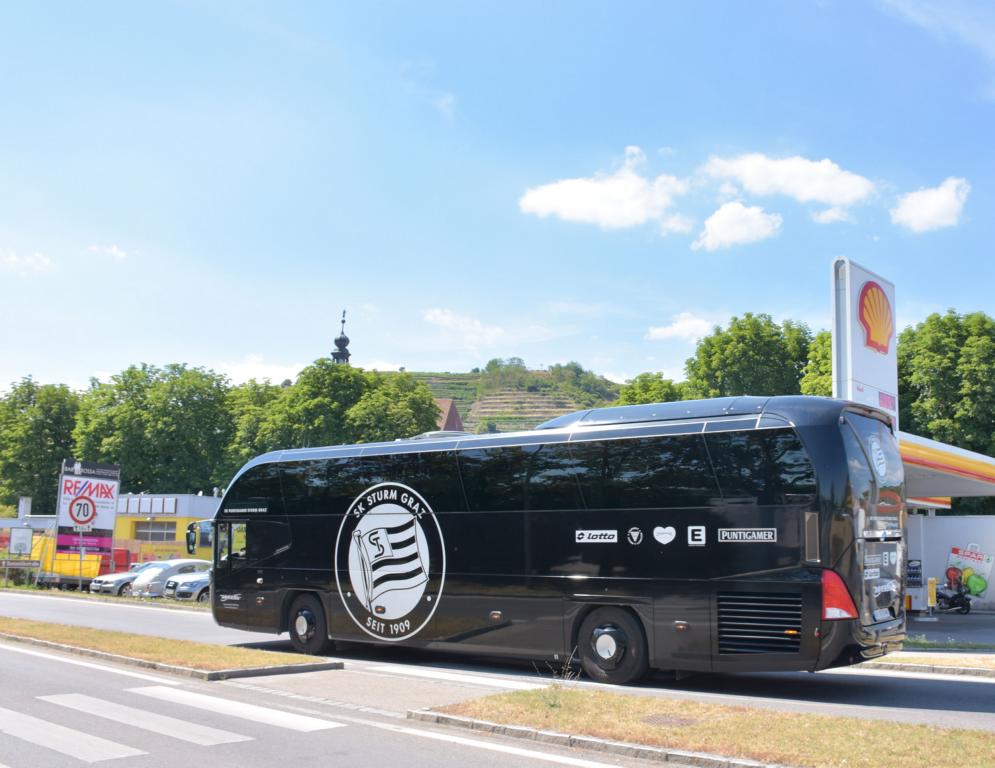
[185,523,197,555]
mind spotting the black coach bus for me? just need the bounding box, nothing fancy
[190,395,906,684]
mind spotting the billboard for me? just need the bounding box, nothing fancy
[56,459,121,556]
[831,258,898,427]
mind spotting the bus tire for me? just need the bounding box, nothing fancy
[577,607,648,685]
[288,594,334,655]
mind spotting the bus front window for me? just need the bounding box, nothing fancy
[216,523,231,566]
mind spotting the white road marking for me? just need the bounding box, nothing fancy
[0,642,181,684]
[40,693,253,746]
[368,719,627,768]
[129,686,344,732]
[0,705,146,763]
[365,664,544,690]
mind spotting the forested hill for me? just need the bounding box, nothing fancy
[410,359,620,433]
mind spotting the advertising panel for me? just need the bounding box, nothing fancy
[55,459,121,556]
[945,543,992,598]
[831,258,899,427]
[9,527,33,556]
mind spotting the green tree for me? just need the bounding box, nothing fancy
[257,360,373,448]
[617,373,686,405]
[221,379,284,481]
[0,378,79,515]
[684,313,812,398]
[346,373,440,442]
[74,364,233,492]
[800,330,833,397]
[547,361,620,406]
[898,311,995,456]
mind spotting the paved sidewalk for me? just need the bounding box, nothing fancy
[908,611,995,645]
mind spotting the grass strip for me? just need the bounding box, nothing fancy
[0,617,309,671]
[442,688,995,768]
[903,634,995,652]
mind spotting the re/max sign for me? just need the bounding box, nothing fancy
[62,479,117,499]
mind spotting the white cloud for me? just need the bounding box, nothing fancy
[890,177,970,232]
[884,0,995,95]
[702,153,875,208]
[691,202,782,251]
[422,308,505,348]
[811,207,854,224]
[519,146,689,231]
[601,371,629,385]
[434,92,456,119]
[1,250,53,275]
[646,311,715,342]
[214,354,304,385]
[87,244,128,260]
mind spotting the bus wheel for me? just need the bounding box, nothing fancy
[577,607,648,685]
[288,594,334,655]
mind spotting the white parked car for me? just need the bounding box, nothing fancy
[163,570,211,602]
[90,561,168,596]
[132,559,210,598]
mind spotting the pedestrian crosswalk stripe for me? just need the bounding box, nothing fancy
[128,686,344,732]
[366,664,544,690]
[0,705,146,763]
[40,693,253,746]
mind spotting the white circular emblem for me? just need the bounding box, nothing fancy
[334,482,445,642]
[867,434,888,480]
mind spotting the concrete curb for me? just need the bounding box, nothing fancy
[407,709,792,768]
[0,631,342,680]
[866,661,995,678]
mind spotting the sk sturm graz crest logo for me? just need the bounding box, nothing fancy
[334,482,445,642]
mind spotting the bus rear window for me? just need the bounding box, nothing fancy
[843,413,905,529]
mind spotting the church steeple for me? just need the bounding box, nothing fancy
[332,309,351,364]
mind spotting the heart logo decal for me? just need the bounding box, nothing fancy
[653,526,676,545]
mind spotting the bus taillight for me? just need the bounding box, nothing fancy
[822,570,859,620]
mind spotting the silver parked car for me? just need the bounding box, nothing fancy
[166,570,211,602]
[132,559,210,598]
[89,561,168,596]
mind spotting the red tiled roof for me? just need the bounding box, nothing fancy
[435,398,464,431]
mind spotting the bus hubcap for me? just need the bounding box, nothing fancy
[592,626,626,666]
[295,611,314,641]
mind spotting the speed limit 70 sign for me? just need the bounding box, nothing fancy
[68,496,97,530]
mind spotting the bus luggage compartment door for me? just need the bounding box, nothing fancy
[653,583,712,672]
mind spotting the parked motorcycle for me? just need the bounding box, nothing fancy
[936,580,972,614]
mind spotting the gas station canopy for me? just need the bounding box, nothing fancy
[900,431,995,506]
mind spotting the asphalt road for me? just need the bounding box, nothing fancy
[4,591,995,734]
[0,643,641,768]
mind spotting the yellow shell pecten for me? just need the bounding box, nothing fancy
[858,281,893,354]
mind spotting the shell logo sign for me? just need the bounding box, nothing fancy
[857,280,894,355]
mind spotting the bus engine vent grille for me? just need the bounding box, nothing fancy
[717,592,802,654]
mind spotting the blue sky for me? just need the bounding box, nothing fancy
[1,1,992,390]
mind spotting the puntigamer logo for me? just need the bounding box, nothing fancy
[334,482,446,642]
[718,528,777,543]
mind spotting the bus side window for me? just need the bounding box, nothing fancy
[570,434,717,509]
[459,447,528,511]
[706,430,816,506]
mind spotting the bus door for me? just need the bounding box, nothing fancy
[213,519,289,632]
